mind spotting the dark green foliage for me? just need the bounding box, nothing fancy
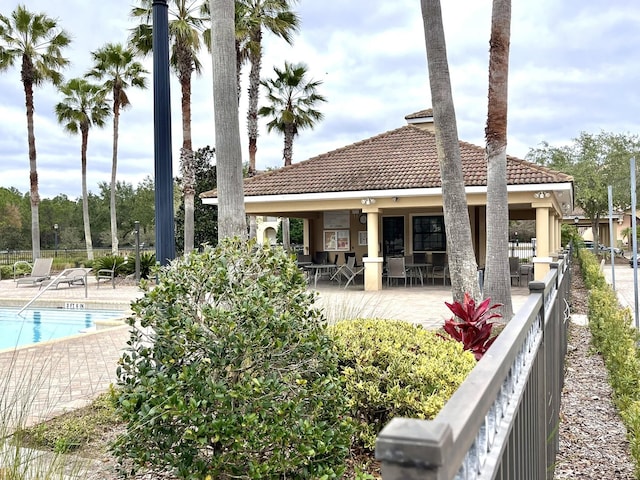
[175,145,218,253]
[118,252,156,280]
[113,238,353,478]
[581,249,640,476]
[92,255,128,277]
[329,319,476,449]
[277,217,304,245]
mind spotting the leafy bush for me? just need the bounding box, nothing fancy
[0,265,12,279]
[583,249,640,476]
[578,249,607,289]
[442,293,502,360]
[113,238,353,478]
[92,255,128,277]
[329,318,476,449]
[118,252,156,279]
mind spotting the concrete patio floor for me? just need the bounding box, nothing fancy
[0,275,531,427]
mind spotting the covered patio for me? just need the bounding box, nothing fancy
[202,110,574,291]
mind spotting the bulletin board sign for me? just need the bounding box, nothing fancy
[324,230,350,251]
[323,211,350,229]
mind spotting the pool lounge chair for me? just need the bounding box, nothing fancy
[41,268,92,290]
[15,258,53,287]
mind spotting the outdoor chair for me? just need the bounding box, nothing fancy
[296,253,312,265]
[509,257,521,286]
[431,252,450,285]
[334,255,364,288]
[15,258,53,287]
[386,257,408,287]
[97,265,117,289]
[313,251,329,265]
[42,267,92,289]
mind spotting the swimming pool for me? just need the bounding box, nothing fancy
[0,308,127,351]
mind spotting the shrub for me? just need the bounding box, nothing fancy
[118,252,156,279]
[583,248,640,477]
[441,293,502,360]
[113,238,353,479]
[329,318,476,449]
[92,255,128,277]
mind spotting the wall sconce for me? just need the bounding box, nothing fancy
[392,197,398,202]
[533,191,550,199]
[574,216,580,224]
[361,197,376,206]
[618,217,624,225]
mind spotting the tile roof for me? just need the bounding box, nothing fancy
[201,125,572,198]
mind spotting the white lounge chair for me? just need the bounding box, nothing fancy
[15,258,53,287]
[41,268,92,289]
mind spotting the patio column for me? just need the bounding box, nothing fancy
[303,219,310,255]
[363,210,383,291]
[533,206,551,281]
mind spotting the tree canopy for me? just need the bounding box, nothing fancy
[527,131,640,241]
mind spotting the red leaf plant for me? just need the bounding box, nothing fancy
[440,292,503,360]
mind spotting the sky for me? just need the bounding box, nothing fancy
[2,0,640,199]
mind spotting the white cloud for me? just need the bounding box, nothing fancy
[2,0,640,198]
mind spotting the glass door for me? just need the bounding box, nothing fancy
[383,216,405,258]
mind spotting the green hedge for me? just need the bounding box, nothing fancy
[582,248,640,477]
[113,239,353,479]
[329,318,476,449]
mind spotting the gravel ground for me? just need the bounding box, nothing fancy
[553,264,636,479]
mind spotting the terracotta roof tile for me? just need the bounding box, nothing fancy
[201,125,572,198]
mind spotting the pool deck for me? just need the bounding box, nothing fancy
[0,276,530,427]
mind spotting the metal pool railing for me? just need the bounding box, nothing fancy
[376,252,571,480]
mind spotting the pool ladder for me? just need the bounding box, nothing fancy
[17,268,89,317]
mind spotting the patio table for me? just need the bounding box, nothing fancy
[405,263,432,286]
[303,264,338,288]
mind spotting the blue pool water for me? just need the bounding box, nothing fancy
[0,308,126,351]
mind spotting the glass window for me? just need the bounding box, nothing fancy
[412,216,446,251]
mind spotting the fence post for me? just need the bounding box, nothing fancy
[376,418,454,480]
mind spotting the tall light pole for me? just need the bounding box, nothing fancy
[53,224,59,257]
[152,0,175,266]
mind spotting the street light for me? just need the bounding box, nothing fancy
[53,224,59,257]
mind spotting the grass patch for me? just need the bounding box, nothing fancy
[18,390,121,455]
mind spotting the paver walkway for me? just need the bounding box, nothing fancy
[0,277,530,427]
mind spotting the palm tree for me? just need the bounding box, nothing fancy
[87,43,148,255]
[483,0,513,319]
[0,5,71,259]
[420,0,480,302]
[55,78,110,261]
[259,61,325,249]
[211,0,246,240]
[238,0,299,176]
[130,0,209,255]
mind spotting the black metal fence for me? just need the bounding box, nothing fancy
[376,250,571,479]
[0,248,153,266]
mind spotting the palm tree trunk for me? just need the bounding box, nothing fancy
[484,0,513,319]
[211,0,247,240]
[23,78,41,259]
[110,105,120,255]
[283,124,294,166]
[180,65,195,254]
[80,126,94,260]
[421,0,480,302]
[247,30,262,175]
